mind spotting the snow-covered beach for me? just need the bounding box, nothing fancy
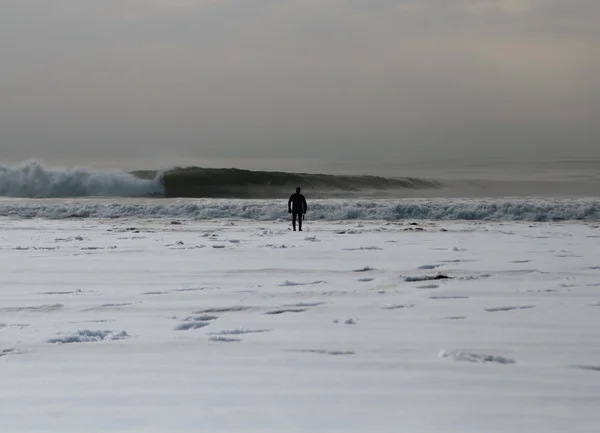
[1,213,599,432]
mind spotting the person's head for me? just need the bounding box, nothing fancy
[296,187,301,193]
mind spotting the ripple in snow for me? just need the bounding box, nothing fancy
[383,304,415,310]
[195,307,250,314]
[209,337,242,343]
[48,330,130,344]
[209,328,270,336]
[439,350,516,364]
[266,308,307,315]
[343,246,382,251]
[0,348,15,357]
[416,284,439,289]
[353,266,375,272]
[174,321,211,331]
[485,305,535,312]
[405,274,452,282]
[1,304,64,313]
[574,365,600,372]
[418,264,442,270]
[291,349,355,356]
[279,280,326,287]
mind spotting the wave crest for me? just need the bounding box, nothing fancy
[0,161,163,198]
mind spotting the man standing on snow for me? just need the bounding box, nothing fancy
[288,187,308,231]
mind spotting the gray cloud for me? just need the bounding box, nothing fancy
[0,0,598,169]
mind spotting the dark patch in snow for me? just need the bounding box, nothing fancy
[405,274,452,282]
[358,278,374,282]
[290,349,355,356]
[279,280,325,287]
[38,290,83,295]
[344,318,358,325]
[1,304,64,313]
[336,229,363,235]
[208,328,270,336]
[485,306,535,312]
[458,274,491,280]
[418,264,442,270]
[430,296,469,300]
[574,365,600,372]
[172,287,207,292]
[82,303,132,312]
[48,330,130,344]
[266,308,307,315]
[174,321,211,331]
[195,307,250,314]
[383,304,415,310]
[343,246,383,251]
[0,348,15,357]
[209,337,242,343]
[183,315,218,322]
[445,316,467,320]
[261,244,295,249]
[441,259,476,263]
[416,284,440,289]
[439,350,516,364]
[284,302,325,307]
[353,266,375,272]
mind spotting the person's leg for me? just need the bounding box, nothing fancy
[292,212,297,231]
[298,213,303,231]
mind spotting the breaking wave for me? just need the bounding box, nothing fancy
[0,160,441,199]
[0,160,163,198]
[0,197,598,221]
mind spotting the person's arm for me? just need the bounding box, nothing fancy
[288,195,293,213]
[302,197,308,214]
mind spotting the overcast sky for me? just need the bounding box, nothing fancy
[1,0,598,170]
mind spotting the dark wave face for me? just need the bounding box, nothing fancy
[151,167,443,198]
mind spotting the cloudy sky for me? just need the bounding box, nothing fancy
[1,0,598,170]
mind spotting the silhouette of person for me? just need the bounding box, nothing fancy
[288,187,308,231]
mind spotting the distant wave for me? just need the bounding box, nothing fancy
[156,166,443,198]
[0,160,163,198]
[0,198,598,221]
[0,161,441,198]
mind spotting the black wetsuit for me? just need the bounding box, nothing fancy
[288,193,308,231]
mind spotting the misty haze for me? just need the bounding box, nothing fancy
[1,0,598,175]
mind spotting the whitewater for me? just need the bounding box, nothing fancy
[0,160,163,198]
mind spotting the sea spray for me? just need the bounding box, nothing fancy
[0,160,164,198]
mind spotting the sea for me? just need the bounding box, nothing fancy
[0,157,599,221]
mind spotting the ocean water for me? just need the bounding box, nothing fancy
[0,159,599,221]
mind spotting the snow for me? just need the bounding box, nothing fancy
[1,216,600,432]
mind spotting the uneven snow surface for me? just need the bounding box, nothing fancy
[1,217,600,432]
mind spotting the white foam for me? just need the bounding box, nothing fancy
[1,196,598,221]
[0,160,163,198]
